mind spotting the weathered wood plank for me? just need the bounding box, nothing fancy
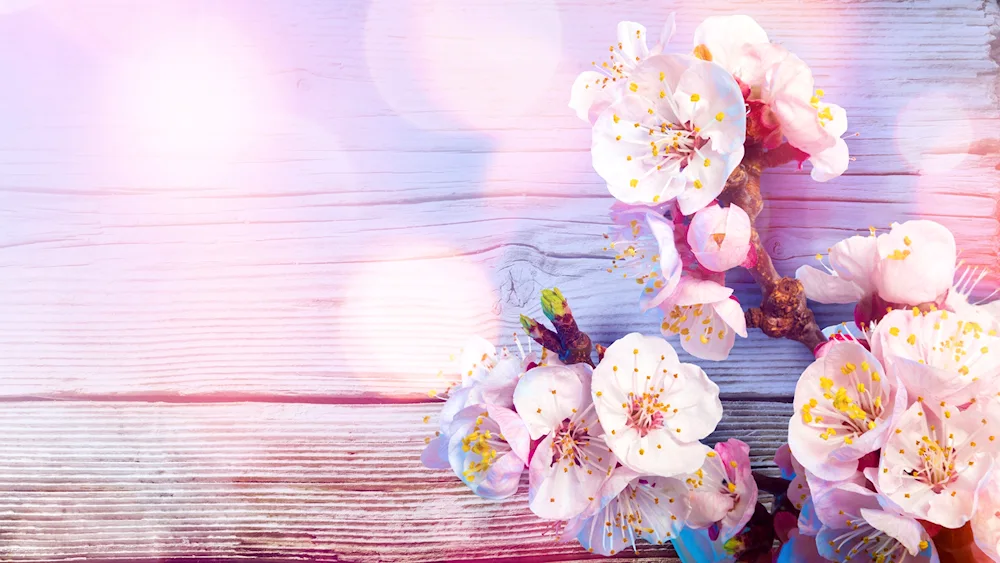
[0,0,996,400]
[0,401,789,562]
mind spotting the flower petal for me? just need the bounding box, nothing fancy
[513,365,585,440]
[809,137,849,182]
[691,15,770,77]
[570,70,615,124]
[421,434,451,469]
[874,220,956,305]
[795,265,865,304]
[527,434,605,519]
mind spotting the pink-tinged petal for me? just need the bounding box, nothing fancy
[766,51,836,156]
[640,211,683,311]
[795,265,865,304]
[775,443,795,479]
[871,308,1000,405]
[477,356,521,408]
[487,405,531,464]
[860,507,925,555]
[513,365,585,440]
[569,70,614,124]
[687,489,734,528]
[813,482,881,528]
[474,450,525,500]
[592,333,716,476]
[691,15,769,78]
[667,277,734,307]
[688,204,752,272]
[972,470,1000,562]
[421,434,451,469]
[829,234,877,287]
[874,220,957,305]
[877,401,1000,529]
[789,342,899,482]
[447,406,525,499]
[809,137,849,182]
[527,434,606,520]
[439,385,474,429]
[713,295,748,338]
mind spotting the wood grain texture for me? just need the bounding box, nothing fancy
[0,0,997,561]
[0,401,789,562]
[0,0,997,400]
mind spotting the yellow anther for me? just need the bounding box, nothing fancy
[629,83,638,93]
[715,112,724,122]
[690,93,701,102]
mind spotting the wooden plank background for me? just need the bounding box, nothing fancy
[0,0,997,560]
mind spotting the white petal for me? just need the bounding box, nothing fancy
[692,15,770,76]
[829,234,877,288]
[513,365,585,440]
[795,265,865,304]
[488,405,531,464]
[458,337,498,385]
[616,21,650,62]
[527,434,605,519]
[662,362,723,440]
[674,60,748,154]
[874,220,956,305]
[809,137,849,182]
[713,297,748,338]
[676,143,744,215]
[569,70,615,124]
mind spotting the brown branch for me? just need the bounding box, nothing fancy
[718,145,827,354]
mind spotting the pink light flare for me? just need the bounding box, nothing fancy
[337,243,499,396]
[365,0,563,131]
[895,91,975,175]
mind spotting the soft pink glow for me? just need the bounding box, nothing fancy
[365,0,562,130]
[111,25,272,157]
[338,243,498,392]
[895,92,974,174]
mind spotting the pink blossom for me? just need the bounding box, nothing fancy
[789,341,907,482]
[682,439,758,542]
[870,308,1000,407]
[687,203,752,272]
[813,483,938,563]
[562,466,690,555]
[871,400,999,529]
[513,364,615,520]
[446,405,531,499]
[591,333,720,477]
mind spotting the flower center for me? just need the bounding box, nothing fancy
[801,361,885,444]
[625,393,667,437]
[551,418,593,466]
[604,217,661,288]
[827,517,910,563]
[661,304,727,345]
[459,413,508,481]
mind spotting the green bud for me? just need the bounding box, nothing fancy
[722,537,744,555]
[540,287,566,320]
[519,314,535,334]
